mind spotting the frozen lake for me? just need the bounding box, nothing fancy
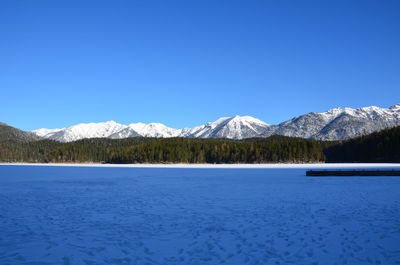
[1,165,400,265]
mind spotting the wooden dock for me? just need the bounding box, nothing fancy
[306,170,400,176]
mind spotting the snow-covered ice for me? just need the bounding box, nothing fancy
[1,165,400,264]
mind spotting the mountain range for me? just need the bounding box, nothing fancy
[30,104,400,142]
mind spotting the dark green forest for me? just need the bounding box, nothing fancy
[0,123,399,164]
[324,126,400,162]
[0,136,331,163]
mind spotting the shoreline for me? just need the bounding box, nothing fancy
[1,162,400,169]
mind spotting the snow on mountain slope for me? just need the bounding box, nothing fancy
[32,128,64,138]
[42,121,127,142]
[270,105,400,140]
[31,104,400,142]
[183,115,272,139]
[129,123,182,137]
[313,105,400,140]
[110,123,181,138]
[108,127,140,139]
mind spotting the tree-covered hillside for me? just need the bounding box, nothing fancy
[106,136,329,164]
[324,126,400,162]
[43,136,328,164]
[0,123,42,142]
[0,140,61,162]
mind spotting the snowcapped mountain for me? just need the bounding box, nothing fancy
[31,104,400,142]
[270,105,400,140]
[32,128,65,138]
[33,121,128,142]
[182,115,272,139]
[110,123,181,139]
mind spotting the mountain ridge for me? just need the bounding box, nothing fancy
[31,104,400,142]
[0,123,42,142]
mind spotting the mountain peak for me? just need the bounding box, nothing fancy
[185,115,271,139]
[104,120,118,125]
[227,115,269,125]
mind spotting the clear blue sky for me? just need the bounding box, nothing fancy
[1,0,399,131]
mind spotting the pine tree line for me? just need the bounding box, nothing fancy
[106,137,328,164]
[0,136,329,163]
[324,126,400,162]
